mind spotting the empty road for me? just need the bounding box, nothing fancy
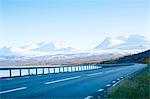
[0,64,147,99]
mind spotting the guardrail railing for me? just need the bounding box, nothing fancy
[0,63,134,79]
[0,65,101,78]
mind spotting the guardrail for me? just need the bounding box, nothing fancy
[0,63,134,79]
[0,65,101,78]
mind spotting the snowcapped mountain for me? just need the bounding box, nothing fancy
[0,35,149,66]
[95,35,150,50]
[0,47,13,56]
[22,41,73,52]
[32,42,73,52]
[95,37,125,50]
[0,41,74,58]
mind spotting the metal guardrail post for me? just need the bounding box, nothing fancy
[54,68,55,73]
[36,68,38,75]
[28,69,30,75]
[63,67,64,73]
[42,68,44,74]
[19,69,21,76]
[59,67,61,73]
[83,66,84,71]
[10,69,11,77]
[75,66,76,72]
[71,66,72,72]
[48,68,50,74]
[67,66,68,72]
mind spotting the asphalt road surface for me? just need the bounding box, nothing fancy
[0,64,147,99]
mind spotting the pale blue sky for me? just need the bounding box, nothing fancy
[0,0,149,49]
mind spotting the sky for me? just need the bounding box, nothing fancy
[0,0,149,49]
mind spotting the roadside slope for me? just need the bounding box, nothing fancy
[100,50,150,64]
[108,65,150,99]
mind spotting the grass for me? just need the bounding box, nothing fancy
[108,65,150,99]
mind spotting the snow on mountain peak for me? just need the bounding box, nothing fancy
[31,41,73,52]
[95,36,125,50]
[115,35,128,41]
[0,47,13,55]
[95,35,150,50]
[126,35,150,44]
[54,41,71,49]
[22,43,39,50]
[0,41,74,57]
[0,34,149,59]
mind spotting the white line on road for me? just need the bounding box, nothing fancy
[45,76,81,85]
[106,84,111,87]
[0,87,27,94]
[97,88,104,92]
[86,72,103,77]
[116,68,122,71]
[105,70,114,73]
[112,80,116,84]
[113,81,121,86]
[84,96,93,99]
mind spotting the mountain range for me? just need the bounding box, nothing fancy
[0,35,150,66]
[95,35,150,50]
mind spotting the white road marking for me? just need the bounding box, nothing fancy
[117,78,120,81]
[116,68,122,71]
[86,72,102,77]
[97,89,104,92]
[0,87,27,94]
[84,96,93,99]
[112,80,116,84]
[45,76,81,85]
[113,81,121,86]
[120,76,124,79]
[106,84,111,87]
[106,70,114,73]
